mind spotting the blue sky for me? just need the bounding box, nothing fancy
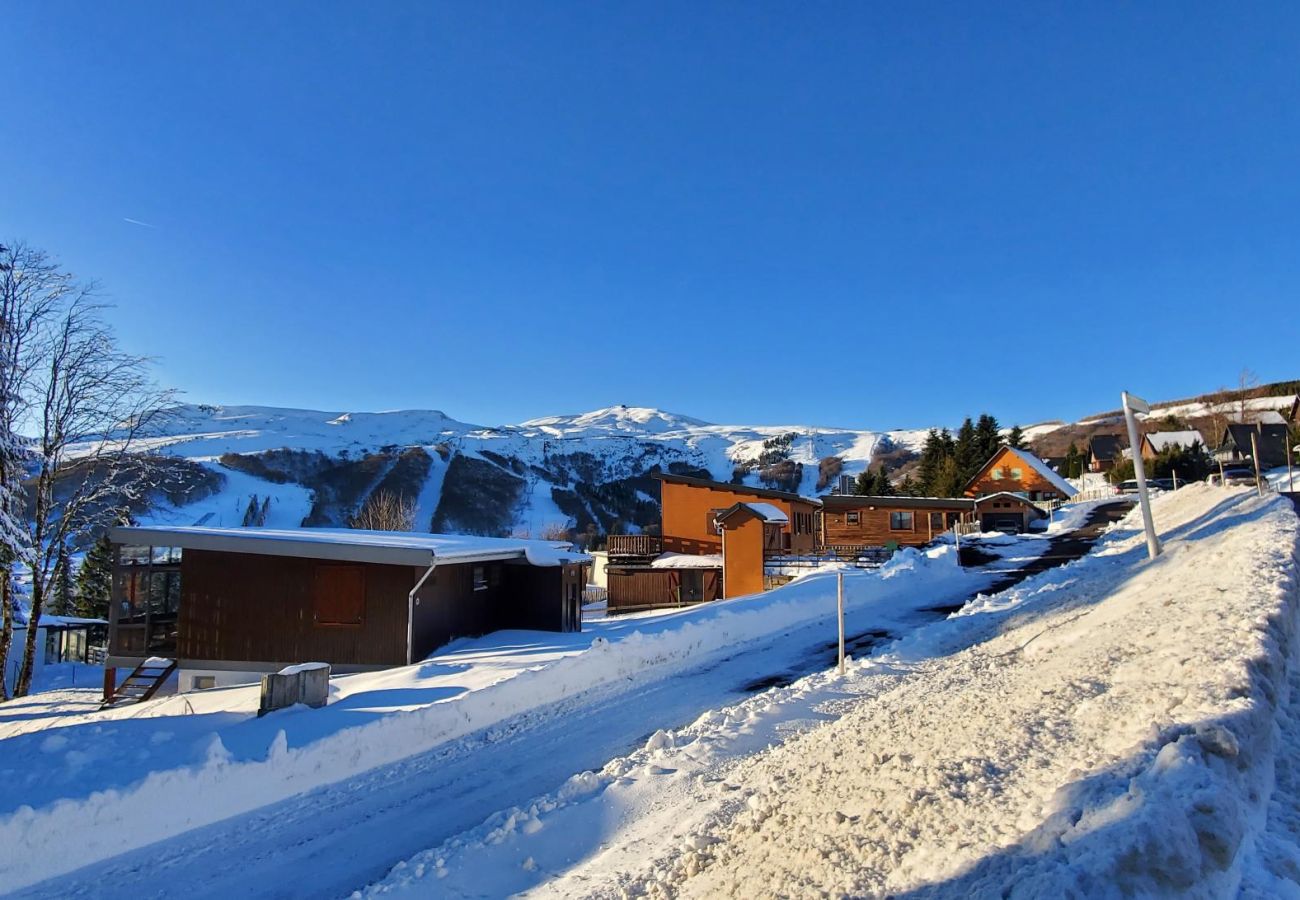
[3,3,1298,431]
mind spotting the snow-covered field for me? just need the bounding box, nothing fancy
[360,485,1300,898]
[0,541,1006,893]
[3,485,1296,898]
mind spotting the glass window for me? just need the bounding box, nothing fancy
[890,511,914,530]
[846,511,860,525]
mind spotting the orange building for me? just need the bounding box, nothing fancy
[715,502,788,598]
[655,474,821,555]
[964,447,1076,503]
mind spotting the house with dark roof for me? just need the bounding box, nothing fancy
[1217,423,1290,469]
[1087,434,1127,473]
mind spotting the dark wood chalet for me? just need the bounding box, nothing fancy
[105,526,588,697]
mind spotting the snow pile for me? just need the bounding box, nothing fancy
[0,540,986,891]
[363,485,1299,898]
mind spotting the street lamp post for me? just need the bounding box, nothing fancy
[1122,391,1162,560]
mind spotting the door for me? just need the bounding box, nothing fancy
[679,570,705,604]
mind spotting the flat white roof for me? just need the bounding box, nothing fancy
[111,526,590,568]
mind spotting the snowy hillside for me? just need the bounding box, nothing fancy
[98,403,931,539]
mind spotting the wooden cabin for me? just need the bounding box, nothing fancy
[1217,423,1291,469]
[1087,434,1126,473]
[964,447,1077,503]
[820,495,973,550]
[1140,430,1206,460]
[654,473,821,556]
[105,526,588,697]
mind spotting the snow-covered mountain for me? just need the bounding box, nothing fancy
[121,403,932,538]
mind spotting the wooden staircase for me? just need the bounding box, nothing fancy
[102,659,177,708]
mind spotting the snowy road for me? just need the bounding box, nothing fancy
[8,513,1128,899]
[12,575,996,899]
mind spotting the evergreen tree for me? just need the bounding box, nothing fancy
[898,474,919,496]
[915,429,945,495]
[974,413,1002,464]
[953,418,978,482]
[75,533,115,620]
[50,542,75,616]
[931,456,965,498]
[875,463,893,496]
[1006,425,1025,450]
[1062,442,1082,479]
[853,469,874,495]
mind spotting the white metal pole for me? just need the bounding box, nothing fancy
[1122,391,1161,560]
[1251,432,1265,497]
[1288,441,1295,492]
[836,570,845,676]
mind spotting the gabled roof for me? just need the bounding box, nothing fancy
[1142,430,1206,453]
[654,472,822,507]
[972,492,1047,514]
[964,446,1077,498]
[714,502,790,526]
[110,526,590,568]
[1221,422,1290,448]
[1087,434,1125,460]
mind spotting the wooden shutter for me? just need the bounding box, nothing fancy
[312,565,365,626]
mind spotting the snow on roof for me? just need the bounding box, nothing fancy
[1143,431,1206,452]
[22,615,108,628]
[649,553,723,569]
[742,502,789,524]
[110,526,590,568]
[1006,448,1078,498]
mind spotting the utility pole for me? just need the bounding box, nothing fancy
[1122,391,1161,560]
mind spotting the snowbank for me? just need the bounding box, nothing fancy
[0,541,986,890]
[362,485,1300,898]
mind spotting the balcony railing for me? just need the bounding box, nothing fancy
[607,534,663,558]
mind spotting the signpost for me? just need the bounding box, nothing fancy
[1121,391,1162,560]
[836,570,846,676]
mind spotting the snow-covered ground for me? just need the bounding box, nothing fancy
[4,486,1294,897]
[358,485,1300,898]
[0,540,1010,893]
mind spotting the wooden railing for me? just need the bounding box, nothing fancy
[606,534,662,557]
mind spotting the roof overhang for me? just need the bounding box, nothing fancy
[110,526,532,568]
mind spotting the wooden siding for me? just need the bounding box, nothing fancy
[965,447,1068,500]
[822,503,967,547]
[659,480,819,555]
[606,567,721,613]
[177,550,413,666]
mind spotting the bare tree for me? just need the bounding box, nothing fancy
[349,490,416,532]
[0,243,66,698]
[1234,367,1262,424]
[1,245,175,697]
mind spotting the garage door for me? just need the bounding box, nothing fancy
[981,513,1023,534]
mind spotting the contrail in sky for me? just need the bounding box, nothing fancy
[123,217,157,228]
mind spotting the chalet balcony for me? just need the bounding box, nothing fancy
[606,534,663,558]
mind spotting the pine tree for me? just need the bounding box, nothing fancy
[875,463,894,496]
[931,456,965,498]
[1006,425,1025,450]
[853,469,874,495]
[50,542,75,616]
[75,533,115,620]
[915,429,950,495]
[953,418,978,481]
[974,414,1002,464]
[1062,442,1082,479]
